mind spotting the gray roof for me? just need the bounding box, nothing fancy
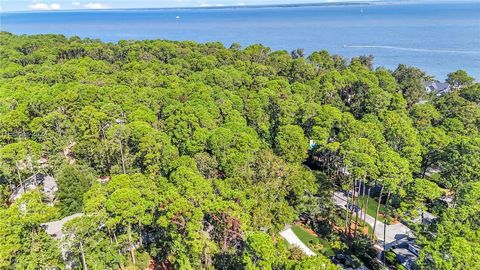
[9,174,58,204]
[424,81,450,93]
[412,211,437,224]
[43,175,58,202]
[392,247,418,264]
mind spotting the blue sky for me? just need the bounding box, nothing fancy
[1,0,380,12]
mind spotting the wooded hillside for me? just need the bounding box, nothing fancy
[0,32,478,270]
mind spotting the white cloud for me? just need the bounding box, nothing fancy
[28,3,61,10]
[50,3,61,10]
[72,2,81,6]
[83,3,109,9]
[28,3,50,10]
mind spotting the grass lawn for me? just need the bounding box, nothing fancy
[333,209,375,238]
[291,225,335,256]
[358,218,374,237]
[357,195,395,224]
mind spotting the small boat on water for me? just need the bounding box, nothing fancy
[176,16,181,19]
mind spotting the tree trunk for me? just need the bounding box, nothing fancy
[113,231,125,270]
[16,166,24,193]
[128,223,136,268]
[79,241,88,270]
[138,221,143,248]
[223,225,228,250]
[349,178,356,236]
[344,184,350,234]
[364,185,371,232]
[354,179,360,237]
[108,229,113,245]
[120,140,126,174]
[344,206,349,234]
[383,191,391,266]
[372,185,384,241]
[382,218,387,266]
[343,190,349,234]
[384,191,391,226]
[113,231,119,245]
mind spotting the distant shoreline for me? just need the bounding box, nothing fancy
[2,1,477,80]
[1,2,373,14]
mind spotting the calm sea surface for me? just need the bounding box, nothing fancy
[1,2,479,80]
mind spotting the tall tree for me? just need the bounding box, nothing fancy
[274,124,308,163]
[55,163,96,216]
[0,140,41,192]
[0,191,63,269]
[446,70,474,89]
[393,64,429,108]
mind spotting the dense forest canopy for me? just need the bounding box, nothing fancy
[0,32,479,270]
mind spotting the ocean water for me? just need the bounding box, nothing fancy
[1,2,479,80]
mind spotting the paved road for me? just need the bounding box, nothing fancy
[280,228,317,256]
[333,192,413,249]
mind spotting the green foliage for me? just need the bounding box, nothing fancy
[55,163,96,216]
[275,125,308,163]
[290,225,335,256]
[0,32,478,269]
[446,70,474,89]
[0,140,42,188]
[349,236,378,268]
[291,256,340,270]
[418,182,480,270]
[0,191,63,269]
[399,178,442,220]
[357,196,391,222]
[393,64,429,108]
[244,232,277,269]
[440,136,480,191]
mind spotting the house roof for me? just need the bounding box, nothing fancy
[412,211,437,224]
[424,81,450,92]
[43,176,58,201]
[9,174,58,204]
[392,246,418,264]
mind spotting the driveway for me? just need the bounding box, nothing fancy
[42,213,84,239]
[280,228,317,256]
[333,191,413,249]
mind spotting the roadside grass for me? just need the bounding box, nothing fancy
[359,219,374,237]
[333,209,376,239]
[357,195,396,224]
[291,225,335,256]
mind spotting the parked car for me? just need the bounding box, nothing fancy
[347,203,360,213]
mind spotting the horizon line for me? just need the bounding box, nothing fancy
[0,1,392,14]
[0,0,472,14]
